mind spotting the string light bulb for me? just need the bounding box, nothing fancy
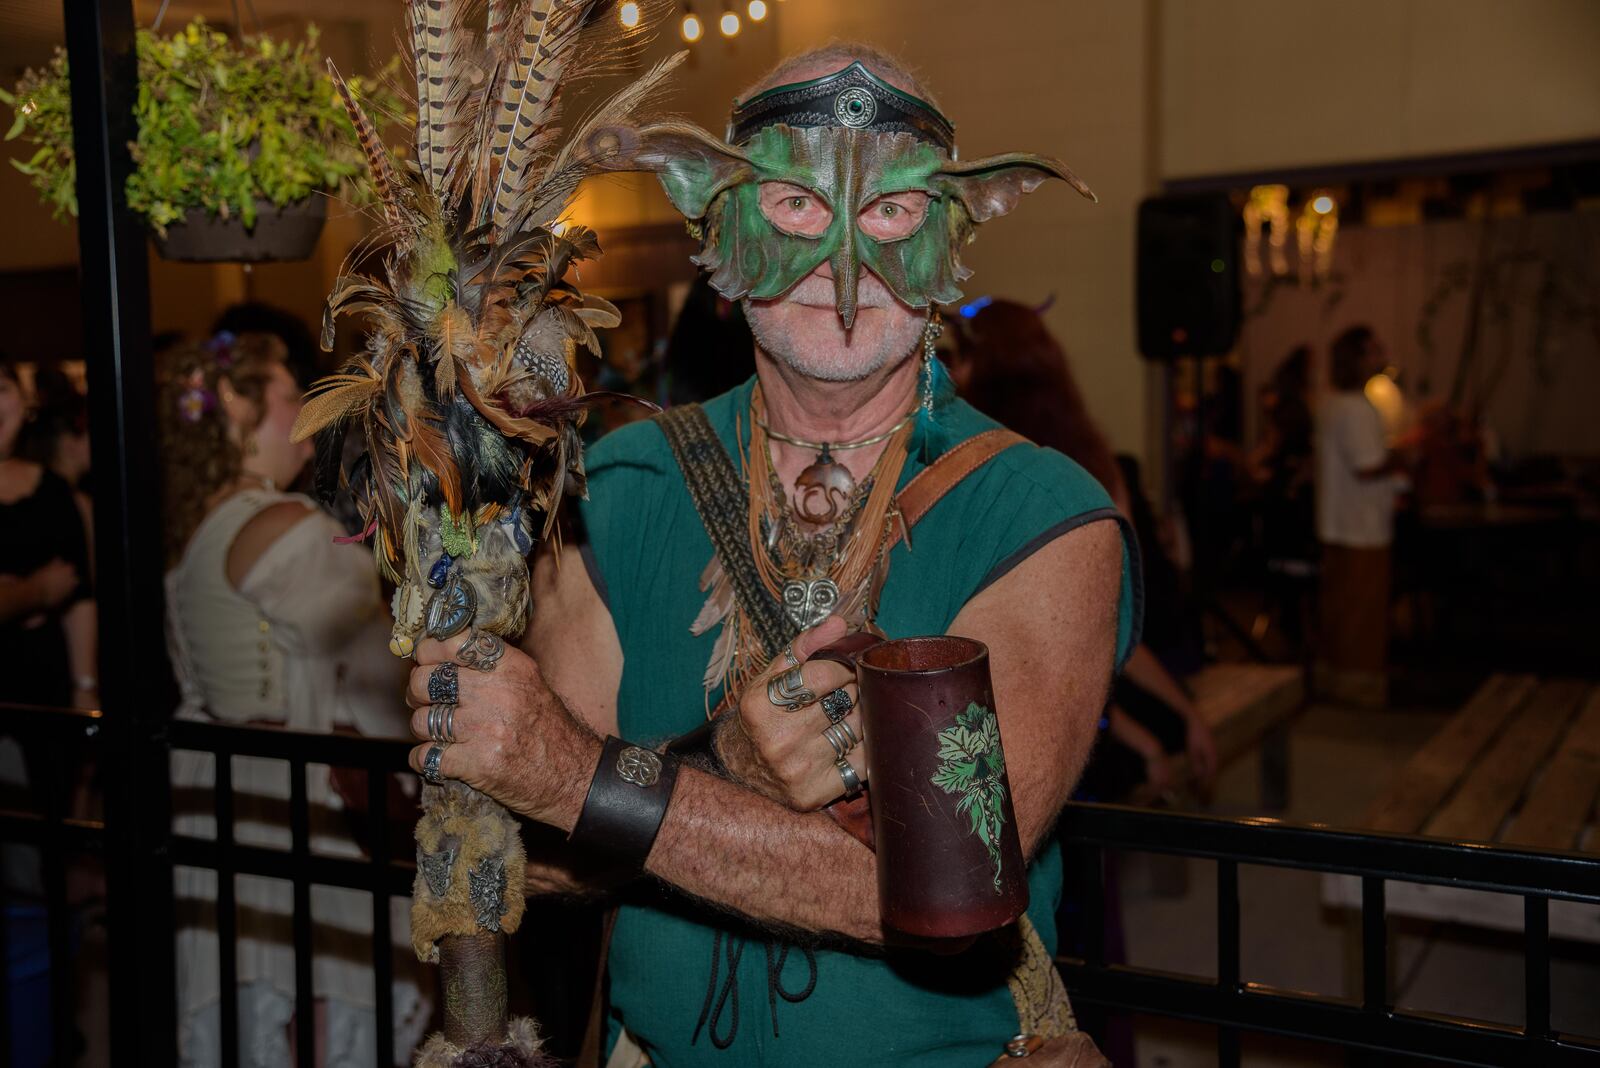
[747,0,768,20]
[618,1,641,28]
[719,10,740,36]
[680,8,703,41]
[1312,194,1335,215]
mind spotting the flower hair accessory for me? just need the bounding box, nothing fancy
[177,367,216,424]
[206,330,237,370]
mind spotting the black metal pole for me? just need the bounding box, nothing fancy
[63,1,176,1064]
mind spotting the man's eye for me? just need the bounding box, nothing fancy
[788,197,808,211]
[881,203,899,217]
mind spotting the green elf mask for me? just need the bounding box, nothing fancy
[605,61,1095,328]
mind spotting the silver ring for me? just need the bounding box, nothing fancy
[835,757,863,800]
[428,703,456,744]
[766,675,799,712]
[422,743,449,785]
[820,688,853,724]
[823,721,860,759]
[427,662,459,704]
[457,631,504,672]
[774,666,817,706]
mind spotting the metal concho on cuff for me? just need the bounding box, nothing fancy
[568,736,681,873]
[835,757,863,800]
[427,662,459,705]
[767,666,817,712]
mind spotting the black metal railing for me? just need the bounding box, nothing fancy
[1057,802,1600,1068]
[0,703,415,1068]
[166,719,416,1068]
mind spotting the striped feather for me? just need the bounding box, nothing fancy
[410,0,455,192]
[488,0,596,230]
[327,61,400,225]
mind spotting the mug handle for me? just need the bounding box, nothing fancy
[806,631,882,670]
[809,632,883,851]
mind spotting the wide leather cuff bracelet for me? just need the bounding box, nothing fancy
[568,736,681,872]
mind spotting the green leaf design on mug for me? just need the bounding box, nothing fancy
[930,702,1008,892]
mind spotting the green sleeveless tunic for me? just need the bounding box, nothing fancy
[579,377,1139,1067]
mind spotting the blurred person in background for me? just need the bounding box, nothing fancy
[1315,325,1408,707]
[0,355,95,711]
[1248,346,1316,650]
[212,302,323,390]
[158,332,429,1066]
[23,378,95,569]
[953,299,1216,799]
[663,273,756,407]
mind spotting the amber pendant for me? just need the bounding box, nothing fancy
[794,446,855,524]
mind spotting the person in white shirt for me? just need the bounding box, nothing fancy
[1315,325,1408,706]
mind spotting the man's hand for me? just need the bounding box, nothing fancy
[715,615,868,810]
[404,636,602,831]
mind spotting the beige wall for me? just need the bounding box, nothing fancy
[1161,0,1600,179]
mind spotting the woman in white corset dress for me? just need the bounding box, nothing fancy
[159,332,430,1066]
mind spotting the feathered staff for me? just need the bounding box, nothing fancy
[291,2,680,1062]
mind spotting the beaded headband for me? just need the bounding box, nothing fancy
[727,61,956,154]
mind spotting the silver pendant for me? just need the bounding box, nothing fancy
[782,577,840,630]
[468,855,509,932]
[418,843,457,898]
[425,572,476,639]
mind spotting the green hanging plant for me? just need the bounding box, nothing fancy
[1,17,403,236]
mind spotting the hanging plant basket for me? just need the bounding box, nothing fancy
[154,196,327,263]
[2,19,401,257]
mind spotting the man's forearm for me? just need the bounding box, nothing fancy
[644,765,883,944]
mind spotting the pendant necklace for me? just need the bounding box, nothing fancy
[747,387,916,632]
[755,411,913,525]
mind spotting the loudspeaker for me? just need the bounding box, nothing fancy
[1136,194,1240,360]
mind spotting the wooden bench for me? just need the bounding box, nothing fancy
[1322,675,1600,988]
[1131,662,1304,807]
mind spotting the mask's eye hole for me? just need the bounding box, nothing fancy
[858,192,930,240]
[759,181,833,237]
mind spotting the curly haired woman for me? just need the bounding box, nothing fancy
[160,333,430,1066]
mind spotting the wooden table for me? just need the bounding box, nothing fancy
[1322,675,1600,951]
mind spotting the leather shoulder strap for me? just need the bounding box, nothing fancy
[653,404,793,658]
[888,428,1026,551]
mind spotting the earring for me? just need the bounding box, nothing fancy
[920,313,943,416]
[242,432,258,457]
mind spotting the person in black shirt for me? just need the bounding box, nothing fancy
[0,356,95,709]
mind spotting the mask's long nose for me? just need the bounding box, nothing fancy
[831,130,862,330]
[831,238,860,331]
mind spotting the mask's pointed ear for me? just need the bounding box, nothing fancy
[933,153,1096,223]
[590,121,754,219]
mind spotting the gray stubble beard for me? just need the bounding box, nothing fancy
[744,300,927,384]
